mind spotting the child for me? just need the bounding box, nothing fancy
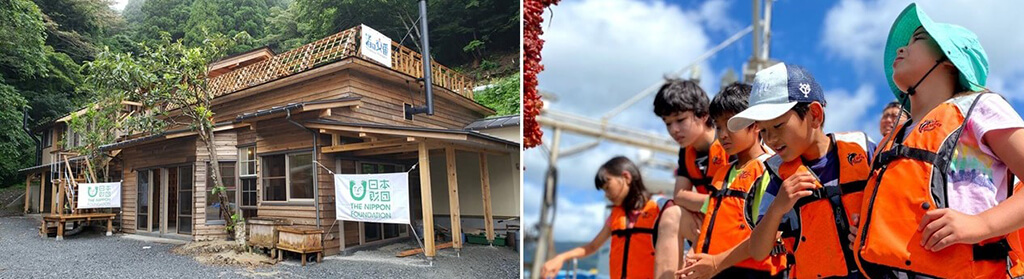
[540,156,670,279]
[682,62,876,279]
[652,79,735,277]
[854,3,1024,278]
[686,82,788,278]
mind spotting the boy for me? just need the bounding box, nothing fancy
[681,63,875,279]
[690,82,787,278]
[652,79,735,278]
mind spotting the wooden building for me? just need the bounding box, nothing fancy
[21,25,520,258]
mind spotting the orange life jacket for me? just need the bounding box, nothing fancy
[609,198,669,279]
[855,93,1024,279]
[682,139,732,194]
[764,132,872,279]
[695,154,788,275]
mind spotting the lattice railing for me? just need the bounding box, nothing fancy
[207,25,475,100]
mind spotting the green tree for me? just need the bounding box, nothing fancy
[0,82,32,187]
[294,0,518,66]
[261,2,304,52]
[184,0,266,53]
[473,74,519,116]
[136,0,193,43]
[78,33,248,242]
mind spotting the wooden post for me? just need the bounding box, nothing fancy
[56,178,65,216]
[445,147,463,251]
[479,153,495,243]
[418,142,436,258]
[24,174,31,213]
[39,175,45,214]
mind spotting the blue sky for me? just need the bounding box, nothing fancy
[524,0,1024,241]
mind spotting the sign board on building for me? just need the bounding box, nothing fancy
[334,173,410,224]
[77,182,121,209]
[360,24,393,68]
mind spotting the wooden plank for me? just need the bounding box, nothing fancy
[321,137,414,153]
[305,123,467,141]
[396,242,454,257]
[24,174,31,213]
[445,147,462,250]
[39,174,45,214]
[480,153,495,242]
[418,142,436,257]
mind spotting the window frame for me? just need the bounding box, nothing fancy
[205,161,237,225]
[259,149,314,204]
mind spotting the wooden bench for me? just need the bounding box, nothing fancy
[276,225,324,266]
[40,213,117,241]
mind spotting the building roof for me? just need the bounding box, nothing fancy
[464,115,520,130]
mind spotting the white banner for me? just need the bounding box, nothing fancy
[360,24,393,68]
[77,182,121,209]
[334,172,409,224]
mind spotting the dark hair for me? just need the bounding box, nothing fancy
[884,101,902,111]
[654,79,713,127]
[709,82,752,120]
[594,156,648,211]
[791,102,825,128]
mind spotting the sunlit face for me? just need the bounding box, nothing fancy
[756,105,821,162]
[598,172,630,206]
[662,111,709,147]
[879,106,906,137]
[714,113,759,156]
[892,27,951,93]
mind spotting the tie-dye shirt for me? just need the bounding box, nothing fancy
[902,93,1024,215]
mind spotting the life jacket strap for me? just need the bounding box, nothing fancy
[710,188,748,199]
[874,144,942,171]
[974,239,1012,261]
[611,228,657,237]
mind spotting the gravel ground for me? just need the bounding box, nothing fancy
[0,216,521,278]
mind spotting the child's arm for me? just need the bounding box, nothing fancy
[676,232,784,278]
[918,128,1024,251]
[675,176,709,212]
[675,176,707,243]
[540,222,612,279]
[656,205,684,279]
[750,173,816,260]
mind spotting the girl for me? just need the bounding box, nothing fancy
[854,3,1024,278]
[541,156,670,279]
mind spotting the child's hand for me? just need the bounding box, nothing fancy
[676,253,720,279]
[848,213,859,250]
[540,257,565,279]
[776,172,817,210]
[918,208,990,251]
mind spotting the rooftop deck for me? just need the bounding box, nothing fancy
[206,25,475,100]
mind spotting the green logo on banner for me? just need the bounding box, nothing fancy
[350,180,367,201]
[88,186,99,197]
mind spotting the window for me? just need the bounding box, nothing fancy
[261,152,313,202]
[239,146,256,176]
[238,146,257,208]
[263,155,287,201]
[206,162,236,223]
[289,153,313,199]
[41,129,52,148]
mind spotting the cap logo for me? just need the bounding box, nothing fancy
[799,83,811,97]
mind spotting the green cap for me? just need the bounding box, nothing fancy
[883,3,989,110]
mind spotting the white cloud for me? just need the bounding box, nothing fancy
[538,0,720,130]
[824,84,878,137]
[822,0,1024,101]
[699,0,743,33]
[524,0,739,242]
[523,181,610,242]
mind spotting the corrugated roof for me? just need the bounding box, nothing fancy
[464,115,520,130]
